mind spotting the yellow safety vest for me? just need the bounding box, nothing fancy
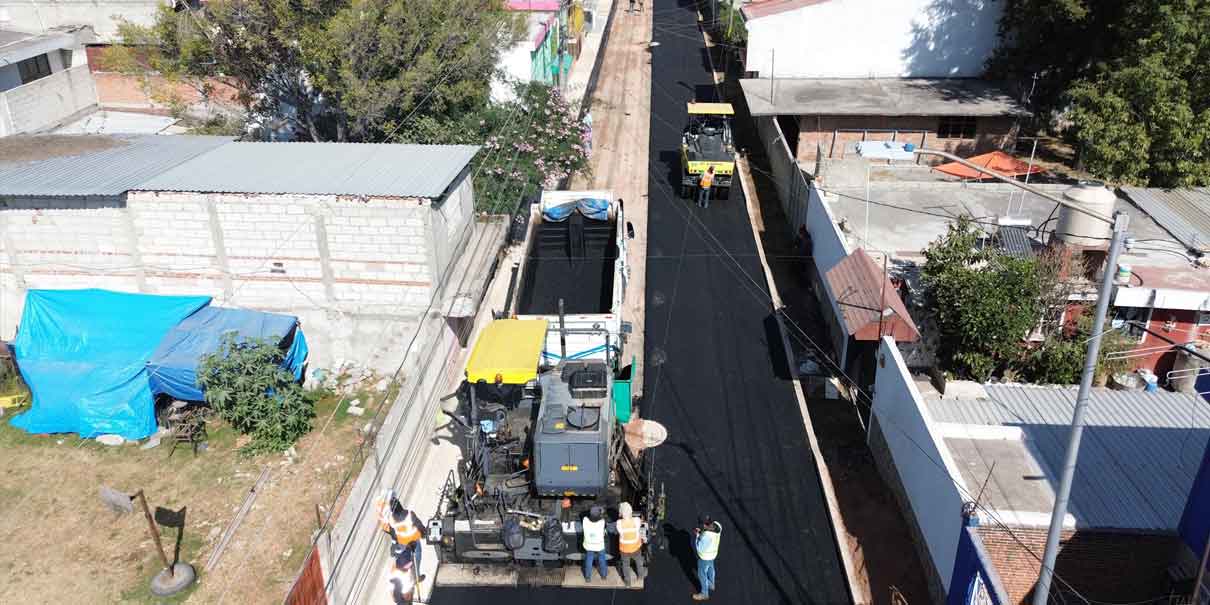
[696,524,721,561]
[582,517,606,552]
[618,517,642,554]
[700,172,714,189]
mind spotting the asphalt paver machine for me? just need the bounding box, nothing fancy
[680,102,736,199]
[428,319,665,588]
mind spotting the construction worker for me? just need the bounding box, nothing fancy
[698,166,715,209]
[616,501,647,586]
[581,505,609,582]
[692,514,722,601]
[375,489,427,582]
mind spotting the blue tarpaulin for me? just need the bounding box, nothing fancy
[542,198,610,222]
[9,290,211,440]
[148,306,308,402]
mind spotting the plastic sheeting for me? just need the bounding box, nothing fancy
[542,197,610,222]
[9,290,211,440]
[148,306,308,402]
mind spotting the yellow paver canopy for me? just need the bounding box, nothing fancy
[687,102,735,115]
[465,319,549,384]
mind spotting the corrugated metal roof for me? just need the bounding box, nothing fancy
[141,143,480,199]
[824,248,919,342]
[927,384,1210,531]
[0,134,233,197]
[1121,187,1210,253]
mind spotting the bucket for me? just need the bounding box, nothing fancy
[1116,264,1132,283]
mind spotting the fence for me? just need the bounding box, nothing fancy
[0,65,97,136]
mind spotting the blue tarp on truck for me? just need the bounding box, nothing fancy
[148,306,308,402]
[9,290,212,440]
[8,289,309,440]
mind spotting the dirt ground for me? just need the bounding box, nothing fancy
[0,379,389,604]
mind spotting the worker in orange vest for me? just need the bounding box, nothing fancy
[375,489,427,582]
[698,166,715,209]
[616,501,647,586]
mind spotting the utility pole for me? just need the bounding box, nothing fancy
[1031,211,1129,605]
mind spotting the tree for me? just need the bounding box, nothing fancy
[414,83,591,212]
[197,334,315,455]
[990,0,1210,187]
[108,0,526,142]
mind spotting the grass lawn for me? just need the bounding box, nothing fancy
[0,377,395,604]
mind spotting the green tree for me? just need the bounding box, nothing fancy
[415,83,591,213]
[990,0,1210,187]
[107,0,526,142]
[921,218,1049,379]
[197,333,315,455]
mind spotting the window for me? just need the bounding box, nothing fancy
[937,116,977,140]
[1111,306,1153,343]
[17,54,52,84]
[1198,310,1210,326]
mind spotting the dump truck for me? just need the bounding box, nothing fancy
[428,319,665,589]
[680,102,735,199]
[512,190,631,370]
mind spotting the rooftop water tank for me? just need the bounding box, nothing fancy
[1054,181,1115,248]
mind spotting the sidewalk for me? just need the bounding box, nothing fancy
[564,0,616,116]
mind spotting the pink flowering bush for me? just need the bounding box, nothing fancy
[417,83,590,213]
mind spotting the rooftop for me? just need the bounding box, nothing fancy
[1120,187,1210,254]
[0,134,232,197]
[824,248,919,342]
[0,28,78,64]
[741,0,832,20]
[818,178,1210,294]
[924,381,1210,531]
[740,78,1028,118]
[141,142,480,199]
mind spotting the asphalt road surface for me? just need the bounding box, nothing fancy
[434,1,851,602]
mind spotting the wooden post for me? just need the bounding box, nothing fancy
[135,490,173,575]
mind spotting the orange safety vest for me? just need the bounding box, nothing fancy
[376,498,422,545]
[700,172,714,189]
[617,517,642,554]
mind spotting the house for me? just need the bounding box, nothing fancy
[0,27,98,136]
[737,0,1024,166]
[0,134,502,372]
[869,342,1210,603]
[492,0,589,102]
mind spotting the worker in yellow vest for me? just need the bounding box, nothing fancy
[698,166,715,209]
[616,501,647,586]
[581,505,609,582]
[375,489,427,582]
[692,514,722,601]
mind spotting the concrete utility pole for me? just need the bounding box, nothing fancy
[855,142,1126,605]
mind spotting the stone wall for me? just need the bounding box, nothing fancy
[0,174,476,372]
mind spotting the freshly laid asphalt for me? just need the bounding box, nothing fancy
[434,0,851,602]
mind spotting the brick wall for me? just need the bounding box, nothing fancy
[794,115,1018,164]
[976,525,1181,604]
[0,178,477,372]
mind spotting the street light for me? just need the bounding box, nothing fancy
[857,141,1128,605]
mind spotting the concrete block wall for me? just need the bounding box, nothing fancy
[0,174,477,372]
[0,65,99,136]
[976,525,1180,604]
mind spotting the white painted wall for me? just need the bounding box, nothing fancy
[0,0,167,42]
[491,11,554,102]
[0,181,479,372]
[872,336,967,592]
[745,0,1003,78]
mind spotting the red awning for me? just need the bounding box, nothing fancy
[934,151,1046,181]
[824,249,920,343]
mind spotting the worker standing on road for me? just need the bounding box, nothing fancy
[375,489,427,582]
[692,514,722,601]
[582,505,609,582]
[616,501,647,586]
[698,166,715,209]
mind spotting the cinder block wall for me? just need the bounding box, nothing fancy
[976,525,1180,604]
[0,177,475,372]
